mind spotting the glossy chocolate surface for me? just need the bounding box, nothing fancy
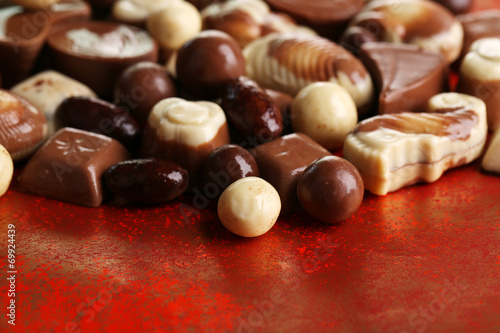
[47,21,158,97]
[251,133,331,215]
[221,76,283,145]
[114,61,177,127]
[359,43,449,115]
[17,127,130,207]
[202,144,259,194]
[104,158,189,204]
[55,96,141,149]
[176,30,245,99]
[297,156,364,224]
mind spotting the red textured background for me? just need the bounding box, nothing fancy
[1,1,500,332]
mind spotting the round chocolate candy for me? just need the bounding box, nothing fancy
[202,144,259,195]
[176,30,246,99]
[104,158,189,204]
[114,62,177,127]
[297,156,364,224]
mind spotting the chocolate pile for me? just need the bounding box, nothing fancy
[1,0,499,237]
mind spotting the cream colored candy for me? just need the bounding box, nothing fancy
[147,1,201,51]
[343,93,488,195]
[9,0,61,10]
[0,144,13,198]
[217,177,281,237]
[112,0,182,26]
[482,125,500,175]
[457,38,500,131]
[11,70,96,135]
[291,82,358,150]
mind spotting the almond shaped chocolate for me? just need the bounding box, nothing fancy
[343,93,488,195]
[18,127,130,207]
[359,43,449,115]
[0,89,47,161]
[47,21,158,97]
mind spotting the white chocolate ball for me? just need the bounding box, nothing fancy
[147,2,202,51]
[0,144,14,198]
[291,82,358,150]
[217,177,281,237]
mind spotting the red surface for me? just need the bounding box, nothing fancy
[1,1,500,332]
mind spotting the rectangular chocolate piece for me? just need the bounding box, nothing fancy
[18,127,130,207]
[251,133,331,214]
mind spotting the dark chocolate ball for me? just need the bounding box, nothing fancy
[176,30,245,99]
[202,144,259,194]
[297,156,364,224]
[114,61,177,127]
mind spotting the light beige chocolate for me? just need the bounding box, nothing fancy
[0,143,14,197]
[456,38,500,131]
[112,0,183,27]
[243,33,374,116]
[343,93,488,195]
[482,125,500,175]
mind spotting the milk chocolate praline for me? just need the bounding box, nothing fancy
[297,156,364,224]
[176,30,245,99]
[115,62,177,127]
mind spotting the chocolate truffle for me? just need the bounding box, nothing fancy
[0,89,47,161]
[456,38,500,131]
[47,21,158,97]
[176,30,246,99]
[18,127,130,207]
[141,97,230,182]
[202,144,259,194]
[359,43,449,115]
[297,156,364,224]
[251,133,331,214]
[115,62,177,127]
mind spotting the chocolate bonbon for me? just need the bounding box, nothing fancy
[141,97,230,180]
[176,30,245,99]
[0,143,14,198]
[251,133,331,214]
[111,0,183,27]
[104,158,189,204]
[47,20,158,97]
[11,70,96,135]
[343,93,488,195]
[264,0,364,40]
[114,61,177,127]
[432,0,473,15]
[456,38,500,131]
[220,76,283,145]
[359,43,449,115]
[243,33,374,117]
[482,125,500,176]
[0,89,47,161]
[291,82,358,150]
[297,156,364,224]
[346,0,464,64]
[217,177,281,237]
[18,127,130,207]
[458,10,500,63]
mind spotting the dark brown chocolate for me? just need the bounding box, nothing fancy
[176,30,245,99]
[114,61,177,127]
[264,0,364,40]
[359,43,449,115]
[18,127,130,207]
[47,21,158,98]
[251,133,331,215]
[458,10,500,62]
[297,156,364,224]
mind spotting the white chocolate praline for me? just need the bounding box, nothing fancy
[460,38,500,81]
[217,177,281,238]
[202,0,270,26]
[0,144,14,198]
[148,98,227,147]
[147,1,201,51]
[112,0,183,25]
[291,82,358,150]
[11,70,96,135]
[482,125,500,175]
[343,93,488,195]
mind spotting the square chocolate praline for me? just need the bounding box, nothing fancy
[18,127,130,207]
[251,133,331,215]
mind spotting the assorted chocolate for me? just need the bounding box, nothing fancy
[1,0,499,233]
